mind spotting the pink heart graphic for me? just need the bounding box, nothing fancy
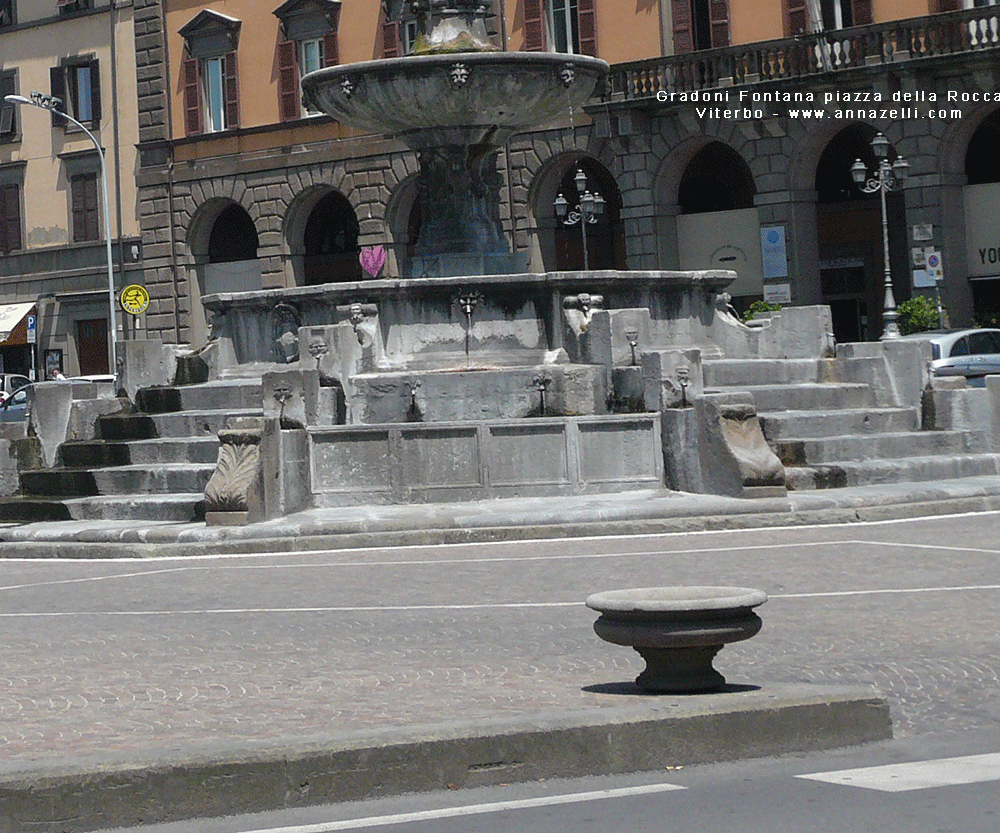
[359,245,386,278]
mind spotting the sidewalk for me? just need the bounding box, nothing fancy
[2,475,1000,558]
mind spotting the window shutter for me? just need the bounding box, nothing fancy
[577,0,597,56]
[325,31,340,66]
[50,65,67,127]
[672,0,693,54]
[278,39,299,122]
[0,72,14,135]
[382,20,400,58]
[523,0,544,51]
[182,53,201,136]
[784,0,808,35]
[709,0,730,47]
[936,0,961,10]
[1,184,20,253]
[88,58,101,123]
[225,50,240,129]
[72,174,99,243]
[851,0,873,25]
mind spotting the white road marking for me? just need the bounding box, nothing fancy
[2,583,1000,616]
[233,782,686,832]
[796,753,1000,792]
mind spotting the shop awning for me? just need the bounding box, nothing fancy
[0,302,36,345]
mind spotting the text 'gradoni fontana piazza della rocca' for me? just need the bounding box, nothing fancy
[655,89,1000,103]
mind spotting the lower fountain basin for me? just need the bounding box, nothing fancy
[586,586,768,693]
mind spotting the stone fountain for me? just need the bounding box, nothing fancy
[182,0,792,521]
[301,0,608,278]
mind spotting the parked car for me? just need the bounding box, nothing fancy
[897,328,1000,386]
[0,373,30,404]
[0,386,27,422]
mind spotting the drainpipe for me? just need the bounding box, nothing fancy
[158,0,182,344]
[497,0,518,261]
[110,0,126,341]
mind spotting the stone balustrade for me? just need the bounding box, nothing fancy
[608,7,1000,100]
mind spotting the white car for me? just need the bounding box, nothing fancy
[0,373,30,404]
[897,328,1000,387]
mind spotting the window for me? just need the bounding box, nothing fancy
[179,10,241,136]
[783,0,872,35]
[0,70,16,140]
[275,1,340,120]
[401,19,419,54]
[57,0,91,14]
[0,183,21,254]
[673,0,729,53]
[71,172,100,242]
[50,58,101,128]
[523,0,597,55]
[0,0,15,28]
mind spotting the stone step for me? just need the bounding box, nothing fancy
[96,413,158,441]
[148,409,262,439]
[774,429,990,466]
[136,379,262,414]
[785,453,1000,490]
[758,407,920,440]
[59,437,220,467]
[19,464,215,498]
[713,382,875,412]
[0,494,205,523]
[702,358,824,388]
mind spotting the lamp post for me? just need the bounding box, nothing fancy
[5,91,118,378]
[554,167,605,271]
[850,133,909,340]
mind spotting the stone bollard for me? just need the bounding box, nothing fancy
[586,586,768,693]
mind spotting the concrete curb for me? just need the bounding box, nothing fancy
[0,684,891,833]
[2,488,1000,559]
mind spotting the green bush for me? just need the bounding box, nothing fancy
[896,295,940,335]
[742,300,782,323]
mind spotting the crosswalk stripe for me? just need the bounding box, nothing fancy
[796,753,1000,792]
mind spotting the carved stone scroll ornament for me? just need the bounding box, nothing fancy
[204,420,265,522]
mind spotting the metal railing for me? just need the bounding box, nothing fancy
[608,7,1000,100]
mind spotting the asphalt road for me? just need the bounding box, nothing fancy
[3,510,1000,829]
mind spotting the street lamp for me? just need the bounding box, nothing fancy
[554,167,605,271]
[850,133,909,340]
[4,91,118,378]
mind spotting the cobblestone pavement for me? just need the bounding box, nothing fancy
[2,512,999,768]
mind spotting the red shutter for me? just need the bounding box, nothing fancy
[784,0,808,35]
[278,39,299,122]
[325,31,340,66]
[577,0,597,56]
[523,0,545,51]
[382,21,400,58]
[225,50,239,129]
[672,0,693,54]
[72,174,99,243]
[182,53,201,136]
[88,57,101,123]
[49,65,67,127]
[936,0,961,9]
[851,0,873,25]
[709,0,730,47]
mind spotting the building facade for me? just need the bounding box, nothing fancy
[4,0,999,370]
[0,0,143,379]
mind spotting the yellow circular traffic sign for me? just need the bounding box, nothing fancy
[120,284,150,316]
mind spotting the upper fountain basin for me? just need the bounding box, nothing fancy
[301,52,609,149]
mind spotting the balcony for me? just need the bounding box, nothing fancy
[608,7,1000,100]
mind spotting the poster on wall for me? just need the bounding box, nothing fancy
[45,349,64,381]
[761,226,789,279]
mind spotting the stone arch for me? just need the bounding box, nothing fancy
[678,141,756,214]
[528,152,626,272]
[384,173,421,278]
[283,186,362,285]
[813,122,908,343]
[185,197,263,347]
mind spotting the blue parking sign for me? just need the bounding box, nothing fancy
[26,314,36,344]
